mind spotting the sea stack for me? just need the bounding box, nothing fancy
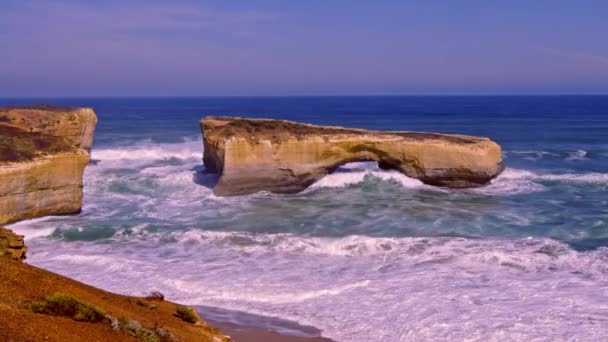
[0,106,98,225]
[200,116,504,196]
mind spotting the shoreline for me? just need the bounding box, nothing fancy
[0,236,333,342]
[196,305,334,342]
[0,245,229,341]
[3,223,333,341]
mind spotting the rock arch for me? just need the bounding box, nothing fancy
[200,116,504,196]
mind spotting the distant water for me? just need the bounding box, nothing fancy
[4,96,608,341]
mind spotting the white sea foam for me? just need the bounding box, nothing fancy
[311,166,546,195]
[539,172,608,184]
[309,171,369,188]
[471,169,545,195]
[311,162,608,196]
[8,217,63,239]
[91,140,201,162]
[309,162,435,191]
[508,150,560,160]
[474,168,608,196]
[17,231,608,342]
[310,169,426,190]
[500,167,608,184]
[566,149,588,160]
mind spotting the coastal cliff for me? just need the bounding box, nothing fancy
[0,106,97,225]
[0,107,230,341]
[200,116,504,196]
[0,227,27,261]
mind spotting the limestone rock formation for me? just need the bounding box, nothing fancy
[0,106,97,225]
[0,227,27,261]
[201,116,504,196]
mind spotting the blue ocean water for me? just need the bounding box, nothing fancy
[4,96,608,341]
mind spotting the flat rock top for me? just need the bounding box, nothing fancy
[201,116,484,144]
[0,105,94,129]
[0,106,92,163]
[0,105,83,114]
[0,126,71,163]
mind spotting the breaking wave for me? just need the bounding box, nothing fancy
[91,139,202,162]
[566,149,588,160]
[310,164,607,196]
[15,228,608,342]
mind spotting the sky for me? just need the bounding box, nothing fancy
[1,0,608,97]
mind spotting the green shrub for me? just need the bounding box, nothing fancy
[175,305,198,324]
[116,318,164,342]
[31,293,106,322]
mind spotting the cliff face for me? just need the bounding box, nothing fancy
[0,106,97,225]
[201,116,504,196]
[0,227,27,261]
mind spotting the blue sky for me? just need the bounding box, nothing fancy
[1,0,608,96]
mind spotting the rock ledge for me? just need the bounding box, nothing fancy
[0,227,27,261]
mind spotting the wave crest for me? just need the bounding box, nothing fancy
[91,140,201,162]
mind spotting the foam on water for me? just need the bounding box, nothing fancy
[310,163,539,195]
[566,149,589,160]
[311,162,608,196]
[310,169,426,190]
[14,229,608,342]
[91,139,202,162]
[538,172,608,184]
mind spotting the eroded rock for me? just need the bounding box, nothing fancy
[201,116,504,196]
[0,227,27,261]
[0,106,97,225]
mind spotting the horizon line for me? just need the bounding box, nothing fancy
[2,93,608,99]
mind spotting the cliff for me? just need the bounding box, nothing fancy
[0,107,229,341]
[0,106,97,225]
[0,226,27,261]
[201,116,504,196]
[0,228,229,342]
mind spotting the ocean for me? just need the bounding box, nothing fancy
[3,96,608,341]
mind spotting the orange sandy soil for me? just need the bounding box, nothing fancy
[0,256,228,342]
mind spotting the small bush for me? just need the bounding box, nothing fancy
[154,326,175,341]
[175,306,198,324]
[116,318,169,342]
[31,293,106,322]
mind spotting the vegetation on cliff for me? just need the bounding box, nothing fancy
[0,228,229,342]
[0,126,72,163]
[31,293,107,322]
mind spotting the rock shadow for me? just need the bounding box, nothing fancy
[191,164,220,190]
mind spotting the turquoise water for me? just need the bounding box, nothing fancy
[4,96,608,341]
